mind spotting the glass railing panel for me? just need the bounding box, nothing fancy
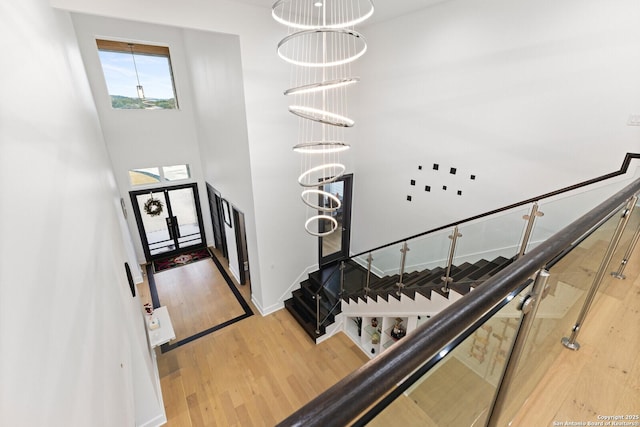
[491,205,624,426]
[402,229,452,275]
[364,284,531,427]
[339,259,371,297]
[352,242,405,281]
[454,206,531,266]
[607,202,640,281]
[528,181,633,253]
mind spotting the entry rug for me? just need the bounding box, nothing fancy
[153,248,211,273]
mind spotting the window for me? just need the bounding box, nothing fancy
[96,39,178,110]
[129,164,190,186]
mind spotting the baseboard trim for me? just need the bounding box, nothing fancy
[137,413,167,427]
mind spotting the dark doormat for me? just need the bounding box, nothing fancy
[153,248,211,273]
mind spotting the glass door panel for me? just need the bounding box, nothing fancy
[321,180,344,258]
[319,174,353,266]
[136,191,172,257]
[130,183,205,262]
[167,187,202,248]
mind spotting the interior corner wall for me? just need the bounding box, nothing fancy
[0,1,161,425]
[350,0,640,252]
[50,0,325,313]
[181,19,320,314]
[180,28,254,294]
[70,13,215,265]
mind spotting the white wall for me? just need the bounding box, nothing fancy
[70,14,214,264]
[351,0,640,252]
[0,1,162,425]
[48,0,640,314]
[51,0,322,314]
[180,28,258,300]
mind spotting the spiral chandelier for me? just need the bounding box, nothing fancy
[273,0,373,236]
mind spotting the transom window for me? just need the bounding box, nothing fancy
[96,39,179,110]
[129,165,190,186]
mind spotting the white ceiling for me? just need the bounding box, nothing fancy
[236,0,453,25]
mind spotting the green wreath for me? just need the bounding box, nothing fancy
[143,197,164,217]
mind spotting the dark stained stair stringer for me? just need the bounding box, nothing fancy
[284,256,515,341]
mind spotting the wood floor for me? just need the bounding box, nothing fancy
[510,245,640,426]
[137,252,368,426]
[152,258,247,342]
[139,222,639,426]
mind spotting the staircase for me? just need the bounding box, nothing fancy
[285,255,514,341]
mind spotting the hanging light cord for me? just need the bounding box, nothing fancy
[128,44,142,88]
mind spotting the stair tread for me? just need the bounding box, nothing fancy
[288,255,514,341]
[284,298,324,340]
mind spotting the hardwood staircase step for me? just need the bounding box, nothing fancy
[286,253,516,340]
[284,298,323,340]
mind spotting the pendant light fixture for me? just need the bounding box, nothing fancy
[273,0,373,236]
[128,43,145,99]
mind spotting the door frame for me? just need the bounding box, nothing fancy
[205,183,228,260]
[232,206,250,286]
[318,173,353,267]
[130,182,206,263]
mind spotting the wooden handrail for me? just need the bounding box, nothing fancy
[351,152,640,258]
[278,176,640,427]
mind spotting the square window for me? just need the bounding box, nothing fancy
[407,195,412,201]
[442,185,447,190]
[433,163,439,170]
[418,165,422,170]
[97,39,179,110]
[457,190,462,196]
[410,179,416,186]
[470,174,476,180]
[450,167,457,175]
[425,185,431,192]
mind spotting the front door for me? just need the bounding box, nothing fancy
[130,183,206,262]
[318,174,353,267]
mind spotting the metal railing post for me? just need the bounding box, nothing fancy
[441,226,463,293]
[364,253,373,296]
[486,269,550,427]
[339,261,345,296]
[396,242,409,295]
[518,202,544,258]
[610,220,640,280]
[315,294,322,335]
[562,196,638,351]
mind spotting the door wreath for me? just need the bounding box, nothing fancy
[143,196,164,217]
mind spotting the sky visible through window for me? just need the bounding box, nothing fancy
[98,50,177,108]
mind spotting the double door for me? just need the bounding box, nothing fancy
[130,183,205,262]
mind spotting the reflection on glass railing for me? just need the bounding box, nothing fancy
[365,286,530,427]
[528,181,633,253]
[455,206,531,265]
[491,207,624,426]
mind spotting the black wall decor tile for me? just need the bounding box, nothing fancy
[408,162,473,200]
